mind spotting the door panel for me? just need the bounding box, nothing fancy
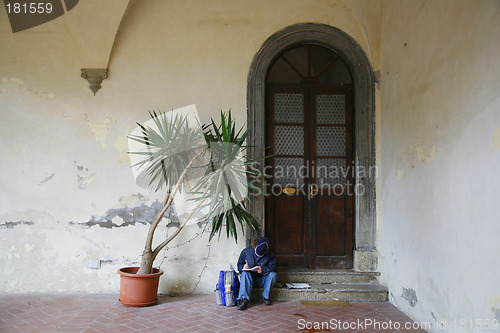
[266,86,307,267]
[311,87,354,268]
[316,196,345,256]
[266,85,354,269]
[272,195,306,267]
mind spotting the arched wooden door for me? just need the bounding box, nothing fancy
[265,44,354,269]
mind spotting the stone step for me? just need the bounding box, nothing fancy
[249,269,387,302]
[252,282,388,302]
[277,269,380,284]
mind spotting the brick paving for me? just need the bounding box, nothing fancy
[0,293,428,333]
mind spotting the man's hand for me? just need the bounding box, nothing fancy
[243,260,250,270]
[256,266,262,274]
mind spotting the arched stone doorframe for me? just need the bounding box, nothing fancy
[246,23,377,271]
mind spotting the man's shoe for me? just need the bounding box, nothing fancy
[261,296,272,305]
[237,298,249,310]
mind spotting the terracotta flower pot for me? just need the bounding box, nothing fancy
[118,267,164,307]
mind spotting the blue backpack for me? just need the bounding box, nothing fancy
[215,270,240,306]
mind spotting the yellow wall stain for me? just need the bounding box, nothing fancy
[10,77,23,85]
[85,114,114,149]
[491,294,499,308]
[491,294,500,319]
[491,128,500,152]
[113,128,132,163]
[119,193,145,207]
[415,145,436,164]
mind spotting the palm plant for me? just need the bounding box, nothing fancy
[128,109,262,275]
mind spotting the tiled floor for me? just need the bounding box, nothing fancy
[0,293,428,333]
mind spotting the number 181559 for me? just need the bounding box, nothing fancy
[6,2,53,14]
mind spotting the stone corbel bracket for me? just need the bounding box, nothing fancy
[81,68,108,95]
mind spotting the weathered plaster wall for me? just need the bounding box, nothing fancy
[0,0,381,293]
[379,0,500,331]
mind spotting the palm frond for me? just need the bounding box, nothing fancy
[197,110,267,241]
[128,110,206,192]
[129,109,267,243]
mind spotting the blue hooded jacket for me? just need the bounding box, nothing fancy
[237,246,277,275]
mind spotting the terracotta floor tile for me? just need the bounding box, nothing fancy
[0,293,428,333]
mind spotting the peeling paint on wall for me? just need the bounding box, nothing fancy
[491,294,500,320]
[75,162,96,190]
[76,174,96,190]
[0,221,34,229]
[71,194,180,228]
[402,287,417,307]
[39,173,55,185]
[491,128,500,152]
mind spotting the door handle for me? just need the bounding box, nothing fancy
[283,187,296,195]
[310,184,318,197]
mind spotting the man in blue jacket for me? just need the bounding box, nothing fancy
[236,237,277,310]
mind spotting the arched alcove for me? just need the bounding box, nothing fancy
[247,23,377,270]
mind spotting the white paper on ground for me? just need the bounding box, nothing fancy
[285,283,311,289]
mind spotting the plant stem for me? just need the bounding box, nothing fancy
[137,149,205,275]
[152,197,207,258]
